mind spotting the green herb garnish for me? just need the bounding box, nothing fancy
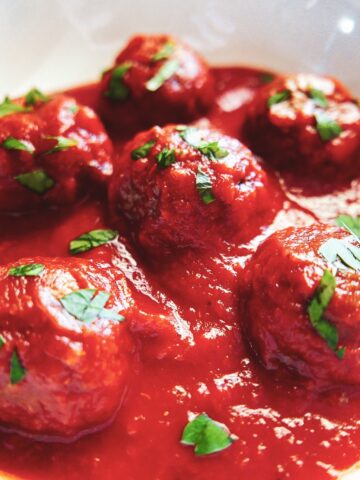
[8,263,45,277]
[0,97,30,117]
[179,127,229,160]
[196,167,215,204]
[315,112,342,141]
[44,136,78,155]
[260,72,275,84]
[25,88,50,106]
[69,229,118,254]
[198,142,228,160]
[181,413,237,456]
[104,62,132,101]
[146,59,179,92]
[10,350,26,385]
[307,270,344,358]
[151,42,175,62]
[2,136,34,153]
[131,140,156,160]
[267,89,291,107]
[60,289,124,324]
[15,169,55,195]
[319,238,360,272]
[336,215,360,240]
[309,88,328,108]
[0,335,5,349]
[156,148,176,169]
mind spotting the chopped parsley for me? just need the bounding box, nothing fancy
[309,88,328,108]
[181,413,237,456]
[336,215,360,239]
[44,136,78,155]
[196,167,215,204]
[151,42,175,62]
[319,237,360,272]
[307,270,344,359]
[25,88,50,106]
[69,229,118,254]
[0,97,30,117]
[104,62,132,101]
[10,350,26,385]
[0,335,5,349]
[1,136,34,154]
[267,89,291,107]
[131,140,156,160]
[60,289,124,324]
[146,59,179,92]
[315,112,342,141]
[8,263,45,277]
[15,169,55,195]
[156,148,176,169]
[179,127,229,160]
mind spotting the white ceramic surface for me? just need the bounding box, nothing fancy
[0,0,359,98]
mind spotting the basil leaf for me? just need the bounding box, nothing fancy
[0,335,5,349]
[179,127,203,147]
[319,238,360,272]
[198,142,229,160]
[10,350,26,385]
[156,148,176,169]
[151,42,175,62]
[44,136,78,155]
[8,263,45,277]
[69,229,118,254]
[60,288,124,324]
[315,112,342,141]
[25,88,50,106]
[196,167,215,204]
[307,270,344,358]
[267,89,291,107]
[131,140,156,160]
[179,127,229,160]
[15,169,55,195]
[336,215,360,240]
[0,97,30,117]
[181,413,236,456]
[146,59,179,92]
[260,72,275,84]
[2,136,34,153]
[309,88,328,108]
[104,62,132,101]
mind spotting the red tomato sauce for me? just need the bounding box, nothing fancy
[0,67,359,480]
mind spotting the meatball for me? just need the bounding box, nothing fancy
[0,92,113,213]
[243,224,360,388]
[0,257,134,438]
[243,73,360,178]
[109,124,278,256]
[98,34,214,133]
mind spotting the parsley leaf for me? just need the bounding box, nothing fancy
[315,112,342,141]
[69,229,118,254]
[131,140,156,160]
[151,42,175,62]
[146,59,179,92]
[0,335,5,349]
[179,127,229,160]
[15,169,55,195]
[2,136,34,153]
[8,263,45,277]
[104,62,132,101]
[156,148,176,169]
[267,89,291,107]
[25,88,50,106]
[336,215,360,240]
[10,350,26,385]
[307,270,344,358]
[44,136,78,155]
[309,88,328,108]
[0,97,30,117]
[198,142,229,160]
[181,413,236,456]
[60,289,124,324]
[196,167,215,204]
[319,238,360,272]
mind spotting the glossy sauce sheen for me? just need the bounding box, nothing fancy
[0,67,359,480]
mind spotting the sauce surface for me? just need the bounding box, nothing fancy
[0,67,359,480]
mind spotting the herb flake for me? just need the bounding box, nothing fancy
[104,62,132,101]
[179,127,229,160]
[25,88,50,106]
[146,59,179,92]
[196,167,215,204]
[44,136,78,155]
[156,148,176,169]
[309,88,328,108]
[0,97,30,117]
[2,136,34,153]
[0,335,5,349]
[319,238,360,272]
[151,42,175,62]
[336,215,360,240]
[70,229,118,254]
[10,350,26,385]
[8,263,45,277]
[268,89,291,107]
[315,112,342,141]
[15,169,55,195]
[131,140,156,160]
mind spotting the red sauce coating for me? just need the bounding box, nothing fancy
[0,61,358,480]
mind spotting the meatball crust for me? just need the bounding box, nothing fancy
[99,34,214,132]
[0,93,113,213]
[0,257,134,438]
[243,224,360,388]
[109,124,278,256]
[243,73,360,178]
